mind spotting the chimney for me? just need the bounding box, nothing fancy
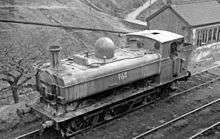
[48,45,62,69]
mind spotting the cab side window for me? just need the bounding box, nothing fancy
[154,42,160,50]
[126,37,144,49]
[170,42,178,57]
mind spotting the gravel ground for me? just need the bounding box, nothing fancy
[0,120,41,139]
[148,102,220,139]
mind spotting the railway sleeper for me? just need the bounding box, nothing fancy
[189,76,207,84]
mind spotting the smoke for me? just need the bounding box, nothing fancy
[189,42,220,63]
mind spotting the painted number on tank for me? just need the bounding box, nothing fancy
[118,72,128,80]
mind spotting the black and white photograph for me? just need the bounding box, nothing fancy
[0,0,220,139]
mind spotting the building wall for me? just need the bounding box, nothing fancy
[147,8,191,43]
[193,24,220,47]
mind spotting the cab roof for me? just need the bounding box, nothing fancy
[126,30,184,43]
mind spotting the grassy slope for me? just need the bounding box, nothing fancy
[0,0,131,97]
[86,0,148,18]
[0,0,130,60]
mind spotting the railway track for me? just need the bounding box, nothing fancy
[15,66,220,139]
[189,122,220,139]
[132,99,220,139]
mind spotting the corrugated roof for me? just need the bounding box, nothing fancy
[171,1,220,27]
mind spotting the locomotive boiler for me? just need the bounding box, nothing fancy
[32,30,192,136]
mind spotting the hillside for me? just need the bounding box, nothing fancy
[0,0,213,59]
[84,0,148,18]
[0,0,131,60]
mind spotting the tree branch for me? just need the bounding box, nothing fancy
[17,58,23,65]
[0,86,10,92]
[0,71,16,79]
[22,84,36,91]
[18,76,32,87]
[1,78,13,85]
[14,72,23,84]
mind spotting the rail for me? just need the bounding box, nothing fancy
[15,129,41,139]
[133,99,220,139]
[188,122,220,139]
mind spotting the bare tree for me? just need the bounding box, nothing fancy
[0,43,40,103]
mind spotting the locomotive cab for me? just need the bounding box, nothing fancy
[126,30,192,84]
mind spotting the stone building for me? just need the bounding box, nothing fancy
[145,1,220,47]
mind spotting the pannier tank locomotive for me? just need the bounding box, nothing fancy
[32,30,192,137]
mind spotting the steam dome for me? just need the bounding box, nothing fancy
[95,37,116,59]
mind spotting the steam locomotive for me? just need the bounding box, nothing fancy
[31,30,192,137]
